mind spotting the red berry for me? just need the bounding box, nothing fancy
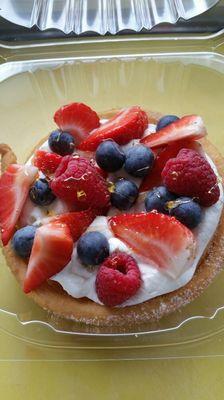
[42,209,96,241]
[109,212,195,274]
[51,155,110,210]
[162,149,220,207]
[0,164,38,246]
[78,106,148,151]
[54,102,100,145]
[139,140,202,193]
[23,222,73,293]
[96,251,141,306]
[141,115,207,148]
[33,150,62,175]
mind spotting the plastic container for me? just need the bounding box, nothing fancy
[0,28,224,359]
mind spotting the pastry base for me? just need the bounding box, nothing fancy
[1,110,224,327]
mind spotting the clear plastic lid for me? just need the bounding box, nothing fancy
[0,0,220,35]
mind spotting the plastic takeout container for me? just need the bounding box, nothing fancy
[0,27,224,359]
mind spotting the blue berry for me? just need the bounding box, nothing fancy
[77,231,109,266]
[145,186,176,214]
[111,178,138,210]
[48,130,75,156]
[29,178,56,206]
[12,226,37,258]
[156,115,179,131]
[168,197,202,229]
[96,140,125,172]
[124,145,154,177]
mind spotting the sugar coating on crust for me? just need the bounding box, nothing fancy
[1,110,224,328]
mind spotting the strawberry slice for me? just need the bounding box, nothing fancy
[109,212,195,276]
[23,222,73,293]
[78,106,148,151]
[54,102,100,145]
[139,140,202,192]
[0,164,38,246]
[33,150,62,175]
[42,209,96,241]
[141,115,207,148]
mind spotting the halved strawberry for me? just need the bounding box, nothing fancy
[109,212,195,276]
[33,150,62,175]
[0,164,38,246]
[42,209,96,241]
[139,140,202,192]
[141,115,207,148]
[23,222,73,293]
[54,102,100,145]
[78,106,148,151]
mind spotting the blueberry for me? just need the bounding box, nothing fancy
[29,178,56,206]
[111,178,138,210]
[77,231,109,266]
[145,186,176,214]
[124,145,154,177]
[156,115,179,131]
[167,197,202,229]
[96,140,125,172]
[12,226,37,258]
[48,130,75,156]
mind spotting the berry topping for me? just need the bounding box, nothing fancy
[48,130,75,156]
[124,144,154,177]
[77,231,109,266]
[54,102,100,145]
[12,226,37,258]
[96,140,125,172]
[167,197,202,229]
[33,150,62,174]
[141,115,207,148]
[145,186,176,214]
[96,251,141,306]
[139,140,202,193]
[23,222,73,293]
[0,164,38,246]
[162,149,220,207]
[156,115,179,131]
[111,178,138,210]
[29,178,56,206]
[109,212,196,273]
[42,209,96,241]
[78,106,148,151]
[51,155,110,210]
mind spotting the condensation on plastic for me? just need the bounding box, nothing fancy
[0,0,220,34]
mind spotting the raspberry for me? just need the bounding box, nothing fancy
[51,155,110,210]
[162,149,220,207]
[95,252,141,306]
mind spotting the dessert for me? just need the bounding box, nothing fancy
[0,103,223,327]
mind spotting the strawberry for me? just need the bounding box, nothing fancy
[0,164,38,246]
[33,150,62,175]
[23,222,73,293]
[139,140,202,192]
[42,209,96,241]
[54,102,100,145]
[141,115,207,148]
[109,212,195,275]
[78,106,148,151]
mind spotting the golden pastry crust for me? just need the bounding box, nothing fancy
[1,110,224,327]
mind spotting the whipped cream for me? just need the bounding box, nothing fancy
[24,122,224,307]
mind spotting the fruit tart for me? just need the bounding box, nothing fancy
[0,103,223,327]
